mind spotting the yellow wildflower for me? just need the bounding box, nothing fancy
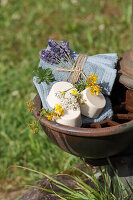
[28,120,40,134]
[28,121,36,128]
[28,108,33,112]
[52,111,58,118]
[88,73,98,85]
[45,113,53,121]
[85,85,89,89]
[54,104,62,112]
[94,85,101,95]
[54,104,64,117]
[90,87,95,95]
[27,100,34,107]
[32,127,39,134]
[27,100,34,112]
[71,89,78,96]
[90,85,101,95]
[62,91,65,95]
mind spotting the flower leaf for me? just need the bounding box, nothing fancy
[34,67,55,85]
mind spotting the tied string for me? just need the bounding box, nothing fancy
[55,54,88,84]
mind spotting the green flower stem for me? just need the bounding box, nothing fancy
[56,57,72,69]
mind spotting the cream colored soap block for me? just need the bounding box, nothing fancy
[56,109,82,127]
[46,81,82,127]
[81,88,106,118]
[47,81,73,108]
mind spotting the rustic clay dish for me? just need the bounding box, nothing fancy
[33,81,133,159]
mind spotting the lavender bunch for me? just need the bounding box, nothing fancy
[40,40,74,68]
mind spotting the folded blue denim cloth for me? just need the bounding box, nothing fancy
[39,48,118,95]
[33,77,113,123]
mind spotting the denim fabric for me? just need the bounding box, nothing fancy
[39,50,118,95]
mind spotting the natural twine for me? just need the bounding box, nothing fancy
[55,54,88,84]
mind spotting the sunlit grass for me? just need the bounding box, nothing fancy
[16,159,130,200]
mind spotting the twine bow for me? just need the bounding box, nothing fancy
[55,54,88,84]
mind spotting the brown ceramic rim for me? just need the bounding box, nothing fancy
[33,95,133,138]
[120,50,133,78]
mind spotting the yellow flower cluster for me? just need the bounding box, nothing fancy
[40,104,64,121]
[90,85,101,95]
[86,73,101,96]
[28,120,39,134]
[45,113,53,121]
[87,73,98,85]
[71,89,78,96]
[27,100,34,112]
[54,104,64,117]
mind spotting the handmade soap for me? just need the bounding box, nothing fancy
[47,81,82,127]
[56,109,82,127]
[81,88,106,118]
[47,81,73,108]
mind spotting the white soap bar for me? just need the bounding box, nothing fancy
[81,88,106,118]
[56,109,82,127]
[46,82,82,127]
[47,81,73,108]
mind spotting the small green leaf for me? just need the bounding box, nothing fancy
[34,67,55,84]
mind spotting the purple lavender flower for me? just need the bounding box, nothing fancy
[60,41,69,48]
[48,40,57,48]
[48,40,71,58]
[60,41,71,56]
[40,40,74,66]
[41,50,58,64]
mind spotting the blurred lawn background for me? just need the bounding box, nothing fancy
[0,0,131,196]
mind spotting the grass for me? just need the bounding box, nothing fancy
[0,0,132,193]
[17,160,131,200]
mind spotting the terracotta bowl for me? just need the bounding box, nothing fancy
[33,81,133,159]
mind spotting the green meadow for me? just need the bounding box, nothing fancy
[0,0,131,196]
